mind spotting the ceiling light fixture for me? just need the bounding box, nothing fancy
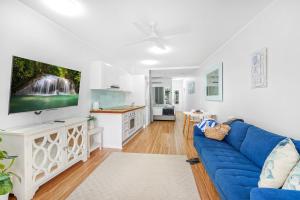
[148,46,172,55]
[104,62,112,67]
[172,77,185,80]
[141,60,159,66]
[42,0,84,17]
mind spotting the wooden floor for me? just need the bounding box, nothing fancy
[23,112,220,200]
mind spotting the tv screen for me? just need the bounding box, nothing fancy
[9,56,81,114]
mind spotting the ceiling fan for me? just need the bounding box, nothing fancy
[125,21,185,50]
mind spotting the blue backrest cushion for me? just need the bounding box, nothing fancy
[292,139,300,154]
[225,121,252,150]
[240,126,285,168]
[194,124,205,137]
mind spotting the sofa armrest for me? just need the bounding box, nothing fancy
[250,187,300,200]
[193,124,204,137]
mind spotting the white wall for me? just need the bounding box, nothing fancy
[183,78,201,111]
[151,78,172,88]
[0,0,100,129]
[125,75,151,125]
[196,0,300,139]
[126,75,147,106]
[172,79,183,111]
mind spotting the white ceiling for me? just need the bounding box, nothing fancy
[151,68,199,79]
[19,0,274,72]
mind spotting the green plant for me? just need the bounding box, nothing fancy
[0,136,21,195]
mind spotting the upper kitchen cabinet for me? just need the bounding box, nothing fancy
[90,61,116,89]
[120,73,133,92]
[90,61,132,91]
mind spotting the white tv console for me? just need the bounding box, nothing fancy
[1,117,88,200]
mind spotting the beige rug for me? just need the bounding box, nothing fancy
[67,152,200,200]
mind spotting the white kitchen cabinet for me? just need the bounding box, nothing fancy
[90,61,113,89]
[91,107,145,149]
[90,61,132,91]
[1,118,88,200]
[120,73,133,92]
[134,109,145,131]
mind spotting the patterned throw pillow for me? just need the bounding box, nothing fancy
[283,161,300,190]
[258,138,300,188]
[196,119,217,132]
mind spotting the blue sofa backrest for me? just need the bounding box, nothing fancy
[292,139,300,153]
[240,126,286,168]
[225,121,252,150]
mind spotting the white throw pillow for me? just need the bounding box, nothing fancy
[283,160,300,190]
[258,138,300,188]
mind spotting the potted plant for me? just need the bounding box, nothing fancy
[0,136,21,200]
[87,115,97,130]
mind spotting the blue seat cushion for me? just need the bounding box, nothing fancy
[225,121,252,150]
[240,126,285,168]
[215,169,260,200]
[200,147,260,180]
[194,135,233,155]
[194,125,204,137]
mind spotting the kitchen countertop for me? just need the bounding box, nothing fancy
[90,106,145,114]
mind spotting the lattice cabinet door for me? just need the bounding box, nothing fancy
[66,123,87,164]
[31,128,64,185]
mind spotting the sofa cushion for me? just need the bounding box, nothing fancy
[292,139,300,153]
[225,121,252,150]
[194,125,205,137]
[240,126,285,168]
[259,138,299,188]
[215,169,260,200]
[283,159,300,190]
[200,147,260,180]
[250,188,300,200]
[194,135,233,154]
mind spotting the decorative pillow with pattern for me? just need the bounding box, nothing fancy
[258,138,300,188]
[283,160,300,190]
[196,119,217,132]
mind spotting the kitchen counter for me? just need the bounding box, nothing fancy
[90,106,145,114]
[90,106,145,149]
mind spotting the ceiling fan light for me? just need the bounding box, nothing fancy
[42,0,84,17]
[148,46,172,55]
[141,60,159,66]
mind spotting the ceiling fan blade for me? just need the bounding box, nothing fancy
[163,25,193,39]
[124,37,153,47]
[133,22,152,36]
[154,38,167,50]
[164,31,192,40]
[150,21,158,33]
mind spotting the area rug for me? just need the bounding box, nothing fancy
[67,152,200,200]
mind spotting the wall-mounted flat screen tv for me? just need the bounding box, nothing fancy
[9,56,81,114]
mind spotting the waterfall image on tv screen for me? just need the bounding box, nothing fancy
[9,56,81,114]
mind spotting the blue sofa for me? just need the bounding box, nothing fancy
[193,121,300,200]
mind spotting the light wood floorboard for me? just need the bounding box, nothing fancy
[11,112,220,200]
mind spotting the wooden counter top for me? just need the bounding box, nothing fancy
[90,106,145,114]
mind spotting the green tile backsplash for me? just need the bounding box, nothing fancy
[91,90,126,109]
